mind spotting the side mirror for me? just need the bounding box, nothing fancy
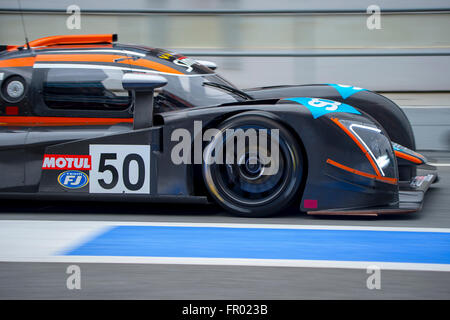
[122,73,167,130]
[196,60,217,71]
[122,73,167,91]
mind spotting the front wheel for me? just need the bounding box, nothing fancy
[202,115,304,217]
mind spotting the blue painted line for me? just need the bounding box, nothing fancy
[64,226,450,264]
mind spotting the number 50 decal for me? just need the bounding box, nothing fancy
[89,145,150,194]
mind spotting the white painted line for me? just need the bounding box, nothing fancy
[1,220,450,233]
[429,163,450,167]
[401,106,450,109]
[0,221,112,260]
[1,256,449,272]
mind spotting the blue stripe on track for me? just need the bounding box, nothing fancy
[64,226,450,264]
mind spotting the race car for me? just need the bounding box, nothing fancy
[0,34,438,217]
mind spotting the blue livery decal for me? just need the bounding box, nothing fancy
[283,97,361,119]
[327,84,367,99]
[58,170,89,189]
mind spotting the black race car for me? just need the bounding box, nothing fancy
[0,34,437,217]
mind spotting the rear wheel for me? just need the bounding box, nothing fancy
[202,115,303,217]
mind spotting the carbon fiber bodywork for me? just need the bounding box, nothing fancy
[244,84,417,182]
[0,35,435,216]
[0,102,399,212]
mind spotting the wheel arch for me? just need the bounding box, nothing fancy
[193,110,309,209]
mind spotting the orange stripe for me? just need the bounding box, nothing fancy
[7,44,115,52]
[119,58,184,75]
[0,57,35,68]
[36,53,124,63]
[394,150,423,164]
[0,116,132,127]
[330,117,382,177]
[29,34,116,48]
[327,159,398,185]
[43,44,113,49]
[36,53,184,75]
[6,35,116,51]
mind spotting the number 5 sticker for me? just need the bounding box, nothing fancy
[89,145,150,194]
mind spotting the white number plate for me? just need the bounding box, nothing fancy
[89,144,150,194]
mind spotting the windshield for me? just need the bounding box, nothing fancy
[155,73,246,108]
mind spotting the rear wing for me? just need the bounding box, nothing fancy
[1,34,118,52]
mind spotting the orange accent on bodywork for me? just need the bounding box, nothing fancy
[330,117,382,176]
[327,159,398,185]
[35,53,184,75]
[42,44,114,50]
[0,116,132,127]
[35,53,122,63]
[7,44,115,52]
[120,58,184,75]
[28,34,116,48]
[6,35,116,51]
[0,57,35,68]
[394,150,423,164]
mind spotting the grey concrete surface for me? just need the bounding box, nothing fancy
[199,56,450,91]
[2,3,450,92]
[3,0,450,11]
[402,108,450,151]
[387,94,450,151]
[384,93,450,106]
[0,262,449,300]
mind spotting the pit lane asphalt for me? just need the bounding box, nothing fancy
[0,151,449,299]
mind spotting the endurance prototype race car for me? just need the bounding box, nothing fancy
[0,34,438,217]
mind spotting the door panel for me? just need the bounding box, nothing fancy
[0,128,28,191]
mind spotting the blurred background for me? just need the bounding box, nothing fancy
[0,0,449,149]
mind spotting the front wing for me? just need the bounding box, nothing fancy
[307,167,438,216]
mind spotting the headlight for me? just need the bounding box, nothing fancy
[336,119,396,178]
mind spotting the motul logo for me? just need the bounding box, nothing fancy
[42,155,91,170]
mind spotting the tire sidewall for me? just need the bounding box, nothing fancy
[202,114,303,217]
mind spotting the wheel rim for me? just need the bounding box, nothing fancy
[204,124,298,207]
[6,80,24,99]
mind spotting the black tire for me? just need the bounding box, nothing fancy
[1,75,27,103]
[202,114,303,217]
